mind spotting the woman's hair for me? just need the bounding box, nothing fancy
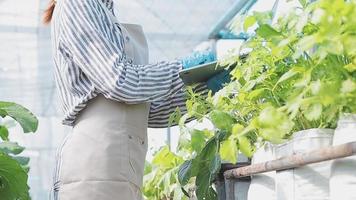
[43,0,56,24]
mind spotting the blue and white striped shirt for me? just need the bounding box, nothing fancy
[51,0,206,127]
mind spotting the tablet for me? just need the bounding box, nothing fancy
[179,61,224,85]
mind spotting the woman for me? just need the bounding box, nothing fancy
[44,0,223,199]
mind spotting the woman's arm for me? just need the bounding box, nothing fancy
[148,83,207,128]
[59,0,184,104]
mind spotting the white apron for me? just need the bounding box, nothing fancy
[53,23,150,200]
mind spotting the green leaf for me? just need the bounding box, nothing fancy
[198,137,218,162]
[344,63,356,72]
[12,156,30,167]
[304,103,323,121]
[276,68,299,85]
[244,15,256,31]
[220,139,238,163]
[0,102,38,133]
[256,24,282,39]
[152,146,182,169]
[178,160,193,186]
[248,88,267,100]
[253,11,273,25]
[298,0,308,8]
[0,126,9,141]
[232,124,244,137]
[179,113,190,128]
[294,69,311,88]
[169,107,182,126]
[209,155,221,174]
[257,106,294,144]
[238,136,254,158]
[195,166,218,200]
[0,142,25,155]
[0,153,30,200]
[209,110,235,131]
[191,129,206,153]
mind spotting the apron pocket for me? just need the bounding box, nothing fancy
[128,134,148,188]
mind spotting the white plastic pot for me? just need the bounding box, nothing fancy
[248,142,276,200]
[330,114,356,200]
[275,129,334,200]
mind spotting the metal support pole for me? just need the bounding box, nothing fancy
[224,141,356,179]
[224,178,235,200]
[208,0,256,39]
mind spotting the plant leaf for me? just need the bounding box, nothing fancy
[220,139,238,163]
[191,129,206,153]
[0,102,38,133]
[238,136,254,158]
[298,0,308,8]
[244,15,256,31]
[256,24,282,39]
[195,166,218,200]
[232,124,244,137]
[197,137,218,162]
[11,156,30,167]
[178,160,193,186]
[276,68,299,85]
[209,110,235,131]
[0,153,30,200]
[209,155,221,174]
[0,142,25,155]
[152,146,182,169]
[0,125,9,141]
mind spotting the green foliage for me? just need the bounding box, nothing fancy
[145,0,356,199]
[143,146,193,200]
[0,153,30,200]
[0,102,38,200]
[0,102,38,133]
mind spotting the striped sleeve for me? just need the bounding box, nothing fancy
[148,83,208,128]
[58,0,184,104]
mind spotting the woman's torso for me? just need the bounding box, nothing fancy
[74,23,151,131]
[51,0,150,126]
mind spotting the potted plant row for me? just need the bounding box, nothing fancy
[143,0,356,199]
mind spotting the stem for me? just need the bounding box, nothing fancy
[271,90,282,107]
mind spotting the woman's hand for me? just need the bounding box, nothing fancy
[180,50,231,93]
[181,50,216,69]
[206,70,231,93]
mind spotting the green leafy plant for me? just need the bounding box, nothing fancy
[144,0,356,199]
[143,146,190,200]
[0,102,38,200]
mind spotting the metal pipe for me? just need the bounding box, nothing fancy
[224,141,356,179]
[208,0,256,39]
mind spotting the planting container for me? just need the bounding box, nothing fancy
[275,129,334,200]
[247,142,276,200]
[330,114,356,200]
[217,154,250,200]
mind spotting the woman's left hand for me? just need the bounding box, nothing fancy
[206,70,231,93]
